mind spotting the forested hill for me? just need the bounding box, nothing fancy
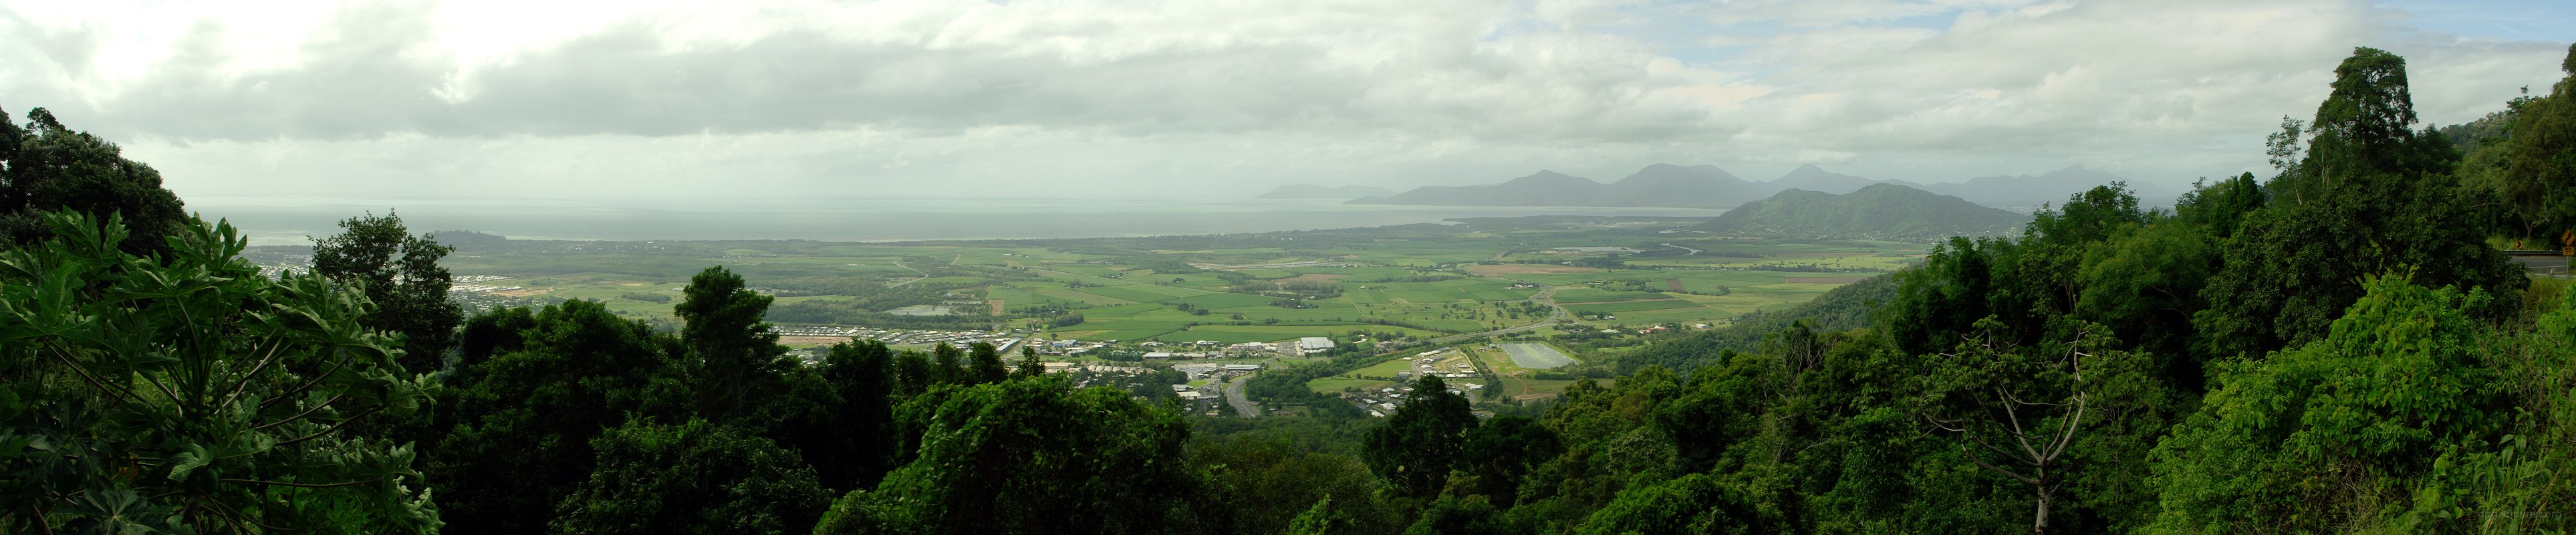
[1253,183,1398,199]
[1700,183,2031,239]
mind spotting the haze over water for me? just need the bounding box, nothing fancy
[189,197,1726,245]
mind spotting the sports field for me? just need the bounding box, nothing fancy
[1499,342,1575,369]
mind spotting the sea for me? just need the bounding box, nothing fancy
[184,196,1728,246]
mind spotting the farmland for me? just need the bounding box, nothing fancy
[338,215,1922,348]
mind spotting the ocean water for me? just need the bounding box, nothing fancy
[184,196,1727,245]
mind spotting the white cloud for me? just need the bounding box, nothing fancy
[3,0,2570,201]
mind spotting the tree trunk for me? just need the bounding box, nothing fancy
[2032,483,2051,534]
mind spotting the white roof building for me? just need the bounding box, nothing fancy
[1299,337,1337,351]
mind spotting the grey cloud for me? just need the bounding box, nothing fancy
[37,3,1724,145]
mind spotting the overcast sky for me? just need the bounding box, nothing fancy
[4,0,2572,203]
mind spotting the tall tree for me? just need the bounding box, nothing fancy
[426,300,676,534]
[1362,375,1480,498]
[0,211,438,533]
[803,339,900,492]
[2498,44,2576,245]
[2197,47,2526,358]
[672,266,795,425]
[967,341,1009,385]
[0,108,188,256]
[929,343,964,385]
[311,211,464,375]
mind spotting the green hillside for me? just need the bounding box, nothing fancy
[1702,183,2029,239]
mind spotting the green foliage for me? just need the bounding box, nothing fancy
[815,375,1198,535]
[0,211,437,533]
[674,266,799,425]
[1573,474,1769,535]
[2150,274,2507,532]
[312,210,465,374]
[2494,44,2576,243]
[428,299,676,534]
[0,108,189,256]
[1362,375,1480,498]
[1404,495,1510,535]
[805,339,900,492]
[967,341,1008,385]
[2198,46,2527,359]
[1190,435,1398,534]
[550,419,830,535]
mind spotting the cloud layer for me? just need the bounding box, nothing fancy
[3,0,2569,201]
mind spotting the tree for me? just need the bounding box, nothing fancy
[805,339,900,492]
[1013,346,1045,379]
[427,300,676,534]
[2497,44,2576,245]
[2151,273,2507,533]
[967,341,1009,385]
[1573,474,1767,535]
[0,108,188,256]
[1362,374,1480,498]
[550,419,831,535]
[0,211,438,532]
[814,375,1198,535]
[1455,415,1562,508]
[1916,319,2151,534]
[672,266,795,425]
[2197,47,2526,358]
[1402,495,1509,535]
[930,342,964,385]
[892,349,934,396]
[311,211,464,375]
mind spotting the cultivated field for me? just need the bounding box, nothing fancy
[408,215,1920,346]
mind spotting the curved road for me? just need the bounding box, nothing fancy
[1223,373,1261,417]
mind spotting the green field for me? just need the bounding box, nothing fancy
[420,215,1908,344]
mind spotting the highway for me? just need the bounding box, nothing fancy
[1223,373,1261,417]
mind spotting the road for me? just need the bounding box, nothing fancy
[1223,374,1261,418]
[886,261,930,287]
[1659,242,1701,255]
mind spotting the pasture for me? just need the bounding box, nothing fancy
[412,215,1902,344]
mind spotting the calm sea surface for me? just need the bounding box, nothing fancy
[185,196,1726,245]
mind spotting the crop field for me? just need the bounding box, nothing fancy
[407,215,1902,344]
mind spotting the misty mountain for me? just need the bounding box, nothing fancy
[1766,164,1924,195]
[1348,170,1614,206]
[1350,163,2171,210]
[1702,183,2030,239]
[1253,183,1400,199]
[1348,165,1763,207]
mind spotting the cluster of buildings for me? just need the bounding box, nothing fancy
[1398,350,1483,381]
[1337,381,1480,418]
[1135,336,1335,359]
[775,326,1032,351]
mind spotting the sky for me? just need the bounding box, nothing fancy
[3,0,2572,203]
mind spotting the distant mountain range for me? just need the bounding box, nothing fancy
[1702,184,2031,239]
[1344,163,2176,209]
[1253,184,1400,199]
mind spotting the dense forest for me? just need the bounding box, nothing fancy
[4,45,2576,534]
